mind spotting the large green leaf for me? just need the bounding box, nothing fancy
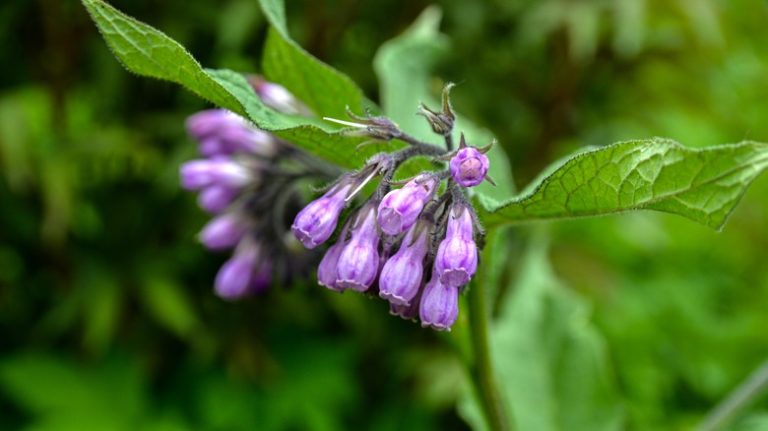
[373,6,516,202]
[467,234,624,431]
[81,0,380,169]
[259,12,365,119]
[481,138,768,230]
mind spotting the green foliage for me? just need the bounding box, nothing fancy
[81,0,387,170]
[259,0,365,120]
[493,235,622,431]
[482,139,768,230]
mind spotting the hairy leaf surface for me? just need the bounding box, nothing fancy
[482,138,768,230]
[82,0,382,169]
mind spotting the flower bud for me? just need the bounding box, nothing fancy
[180,159,252,190]
[377,174,438,236]
[198,138,226,157]
[198,214,247,250]
[418,82,456,136]
[450,147,489,187]
[186,109,235,140]
[317,240,345,291]
[251,78,311,116]
[419,270,459,331]
[219,126,277,157]
[197,185,239,213]
[214,246,259,300]
[335,206,380,292]
[379,224,430,305]
[435,205,478,287]
[291,184,352,249]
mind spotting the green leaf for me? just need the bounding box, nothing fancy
[139,276,201,340]
[261,28,365,119]
[0,355,145,427]
[206,69,391,169]
[81,0,377,169]
[373,6,515,200]
[487,234,623,431]
[481,138,768,230]
[258,0,366,117]
[81,0,245,116]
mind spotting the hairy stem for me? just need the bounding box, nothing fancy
[468,271,511,431]
[699,358,768,431]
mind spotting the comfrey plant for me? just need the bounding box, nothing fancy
[180,80,333,300]
[290,86,492,330]
[181,79,490,330]
[84,1,768,430]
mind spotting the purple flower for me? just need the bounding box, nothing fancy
[180,159,253,190]
[214,245,260,300]
[317,240,345,291]
[251,78,312,116]
[377,174,438,235]
[197,185,239,213]
[187,109,277,157]
[419,270,459,331]
[379,224,429,305]
[435,205,478,287]
[186,109,236,140]
[335,206,380,292]
[198,214,247,250]
[291,184,352,249]
[450,147,489,187]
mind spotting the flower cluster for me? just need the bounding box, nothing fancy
[292,85,493,331]
[180,79,493,331]
[180,79,328,300]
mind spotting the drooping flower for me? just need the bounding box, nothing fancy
[435,204,478,287]
[186,109,277,157]
[181,78,326,300]
[379,222,430,305]
[180,159,254,191]
[291,184,352,249]
[197,184,240,213]
[249,76,312,116]
[335,205,380,292]
[214,242,261,300]
[419,269,460,331]
[377,173,438,236]
[317,239,345,291]
[198,213,247,250]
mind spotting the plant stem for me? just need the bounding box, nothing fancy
[699,358,768,431]
[468,274,512,431]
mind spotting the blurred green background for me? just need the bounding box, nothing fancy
[2,0,768,430]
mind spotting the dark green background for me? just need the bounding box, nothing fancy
[1,0,768,429]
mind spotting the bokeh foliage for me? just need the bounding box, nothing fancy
[2,0,768,430]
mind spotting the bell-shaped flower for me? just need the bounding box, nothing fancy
[335,206,380,292]
[291,184,352,249]
[419,270,460,331]
[434,204,478,287]
[377,174,438,236]
[379,223,430,305]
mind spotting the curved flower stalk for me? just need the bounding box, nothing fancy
[180,78,335,300]
[180,79,493,330]
[291,84,495,331]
